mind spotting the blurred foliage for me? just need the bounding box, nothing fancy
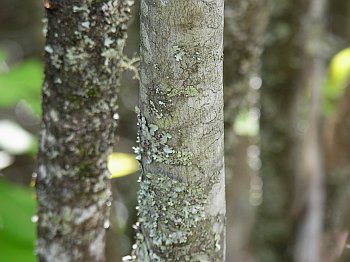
[0,178,36,262]
[323,47,350,115]
[0,58,43,116]
[234,109,259,137]
[108,153,139,179]
[0,120,37,155]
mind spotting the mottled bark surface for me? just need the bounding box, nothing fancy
[252,0,325,261]
[36,1,133,261]
[125,0,225,261]
[223,1,270,261]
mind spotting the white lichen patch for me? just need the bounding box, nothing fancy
[46,243,70,261]
[74,205,97,225]
[81,21,91,29]
[73,5,89,13]
[135,107,192,166]
[54,77,62,84]
[104,37,114,47]
[39,164,47,179]
[101,49,120,66]
[51,54,62,69]
[65,47,89,71]
[84,36,95,48]
[45,45,54,54]
[89,231,104,261]
[49,109,59,122]
[172,45,186,61]
[42,18,48,37]
[149,100,164,119]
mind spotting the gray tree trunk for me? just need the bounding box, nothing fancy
[36,1,133,261]
[223,0,271,261]
[253,0,326,261]
[294,1,327,262]
[125,0,225,261]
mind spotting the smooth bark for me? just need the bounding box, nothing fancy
[126,0,225,261]
[36,1,133,261]
[293,1,327,262]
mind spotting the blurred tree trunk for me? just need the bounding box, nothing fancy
[328,0,350,47]
[324,83,350,261]
[322,0,350,260]
[224,0,271,261]
[125,0,225,261]
[253,0,327,261]
[294,1,327,261]
[36,1,133,261]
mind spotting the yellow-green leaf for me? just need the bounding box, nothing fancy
[108,152,139,179]
[323,47,350,115]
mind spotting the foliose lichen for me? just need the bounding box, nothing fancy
[123,173,223,261]
[133,107,193,166]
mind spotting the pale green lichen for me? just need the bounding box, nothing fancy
[124,173,223,261]
[172,45,185,61]
[134,107,193,166]
[167,85,200,97]
[38,1,134,259]
[149,99,164,119]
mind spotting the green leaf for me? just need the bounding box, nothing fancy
[323,47,350,115]
[0,59,43,115]
[0,178,36,262]
[108,152,139,179]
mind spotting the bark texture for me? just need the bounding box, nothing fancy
[125,0,225,261]
[36,1,133,261]
[253,0,326,261]
[223,0,271,261]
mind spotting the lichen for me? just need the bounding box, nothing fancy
[124,173,223,261]
[37,0,134,261]
[172,45,186,61]
[134,107,193,166]
[167,85,200,98]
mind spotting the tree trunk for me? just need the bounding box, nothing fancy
[328,0,350,47]
[293,1,327,262]
[36,1,133,261]
[323,84,350,261]
[252,0,326,261]
[125,0,225,261]
[223,0,271,261]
